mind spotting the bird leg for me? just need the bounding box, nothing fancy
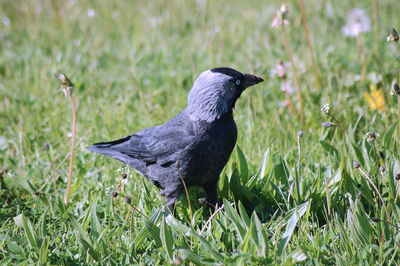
[164,185,183,215]
[204,182,218,208]
[166,197,176,214]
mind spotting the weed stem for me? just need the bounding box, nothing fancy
[296,134,302,202]
[64,95,76,206]
[356,35,367,85]
[200,204,225,234]
[280,26,304,124]
[299,0,321,91]
[176,161,192,221]
[325,177,331,218]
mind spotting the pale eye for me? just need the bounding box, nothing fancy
[235,80,241,85]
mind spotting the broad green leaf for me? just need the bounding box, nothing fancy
[69,216,99,260]
[179,248,215,265]
[160,216,174,261]
[144,210,163,248]
[320,141,339,161]
[277,201,309,255]
[236,145,249,184]
[91,202,102,238]
[223,199,246,241]
[22,213,38,250]
[350,143,365,167]
[38,211,47,240]
[273,158,290,188]
[240,221,255,254]
[259,147,272,180]
[251,212,267,256]
[238,201,250,228]
[134,210,162,247]
[78,234,100,260]
[39,236,49,264]
[290,249,307,262]
[190,230,224,262]
[247,147,272,189]
[383,122,397,150]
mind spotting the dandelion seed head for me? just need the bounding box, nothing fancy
[387,28,399,42]
[366,131,377,142]
[392,83,400,96]
[342,8,371,37]
[13,214,23,227]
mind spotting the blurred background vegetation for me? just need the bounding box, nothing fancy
[1,0,400,264]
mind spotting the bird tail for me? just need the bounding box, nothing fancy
[87,136,146,174]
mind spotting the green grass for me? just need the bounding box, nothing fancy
[1,0,400,264]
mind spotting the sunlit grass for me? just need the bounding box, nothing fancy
[1,0,400,264]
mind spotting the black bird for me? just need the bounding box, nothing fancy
[88,67,263,211]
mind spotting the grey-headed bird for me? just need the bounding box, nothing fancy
[88,68,263,212]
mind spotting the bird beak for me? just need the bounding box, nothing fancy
[243,73,264,88]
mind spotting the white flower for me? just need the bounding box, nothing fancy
[271,4,289,28]
[3,16,10,26]
[342,8,371,37]
[271,60,290,79]
[112,11,120,19]
[366,132,378,142]
[321,104,330,116]
[281,80,295,95]
[88,9,95,18]
[13,214,23,227]
[281,99,291,107]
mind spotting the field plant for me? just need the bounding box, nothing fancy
[1,0,400,264]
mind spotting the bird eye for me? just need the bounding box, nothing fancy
[235,80,241,85]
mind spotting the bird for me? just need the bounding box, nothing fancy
[88,67,264,212]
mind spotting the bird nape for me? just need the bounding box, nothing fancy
[88,67,264,213]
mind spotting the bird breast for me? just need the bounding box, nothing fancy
[184,112,237,186]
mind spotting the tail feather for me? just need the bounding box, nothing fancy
[87,137,146,175]
[91,135,131,148]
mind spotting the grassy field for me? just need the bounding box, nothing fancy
[1,0,400,264]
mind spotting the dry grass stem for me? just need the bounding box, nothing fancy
[357,166,391,224]
[176,161,192,221]
[280,27,304,124]
[298,0,321,91]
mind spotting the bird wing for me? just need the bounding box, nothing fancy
[90,111,195,166]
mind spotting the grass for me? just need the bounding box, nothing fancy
[1,0,400,264]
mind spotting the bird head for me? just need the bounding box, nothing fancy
[187,67,264,122]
